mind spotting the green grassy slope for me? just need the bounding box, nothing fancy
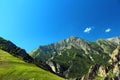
[0,49,64,80]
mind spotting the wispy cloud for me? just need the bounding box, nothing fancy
[84,27,92,33]
[105,28,111,33]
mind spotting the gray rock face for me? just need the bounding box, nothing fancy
[46,61,60,73]
[81,45,120,80]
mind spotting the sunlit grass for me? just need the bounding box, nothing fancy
[0,49,64,80]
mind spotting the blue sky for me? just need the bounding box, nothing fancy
[0,0,120,52]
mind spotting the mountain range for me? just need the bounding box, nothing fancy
[0,36,119,80]
[30,36,120,80]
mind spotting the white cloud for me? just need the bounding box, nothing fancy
[84,27,92,33]
[105,28,111,32]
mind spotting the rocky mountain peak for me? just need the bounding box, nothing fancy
[66,36,85,42]
[107,36,120,44]
[67,36,78,40]
[30,36,120,79]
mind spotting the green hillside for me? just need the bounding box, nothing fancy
[0,49,64,80]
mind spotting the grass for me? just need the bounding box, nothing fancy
[0,49,64,80]
[107,70,116,78]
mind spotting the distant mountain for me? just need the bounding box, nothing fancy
[30,36,120,79]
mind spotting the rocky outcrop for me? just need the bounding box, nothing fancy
[109,45,120,63]
[81,64,100,80]
[81,45,120,80]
